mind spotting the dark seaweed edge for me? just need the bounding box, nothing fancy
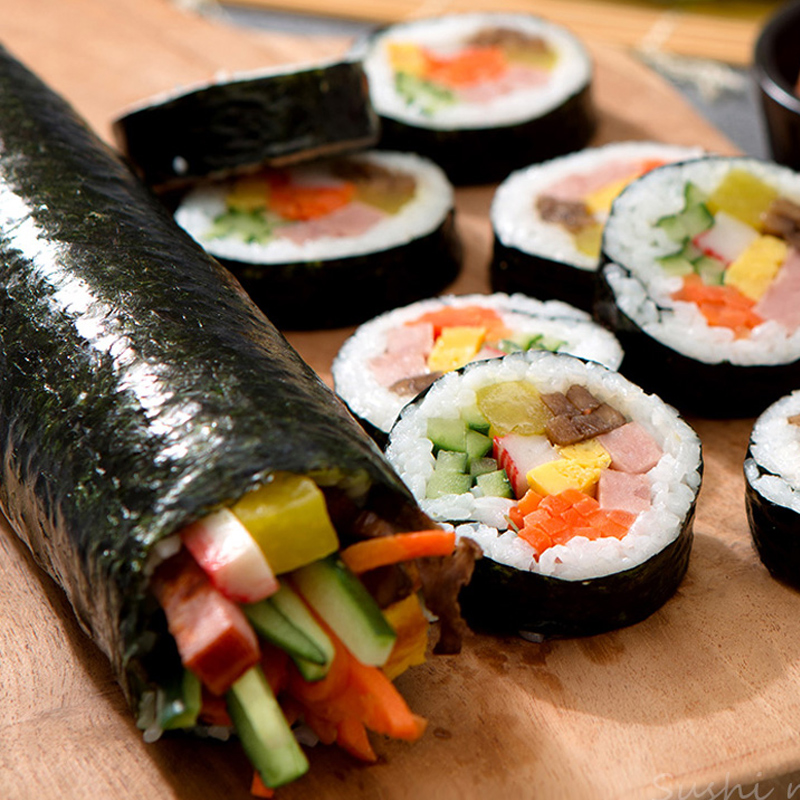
[114,60,380,191]
[745,443,800,591]
[376,83,597,186]
[214,209,463,330]
[0,44,422,708]
[490,235,597,313]
[386,349,702,637]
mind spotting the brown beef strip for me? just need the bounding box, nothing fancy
[762,196,800,250]
[536,195,594,233]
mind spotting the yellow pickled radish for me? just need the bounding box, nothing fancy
[724,234,788,300]
[232,473,339,575]
[427,326,486,373]
[226,175,270,211]
[573,222,603,258]
[706,169,778,229]
[476,380,550,437]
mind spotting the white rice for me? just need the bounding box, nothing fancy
[603,155,800,366]
[491,141,706,271]
[385,350,702,581]
[173,150,453,264]
[359,12,592,130]
[746,390,800,513]
[332,292,624,435]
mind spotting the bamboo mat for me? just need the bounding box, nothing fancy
[225,0,783,65]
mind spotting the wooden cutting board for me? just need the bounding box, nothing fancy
[1,2,793,799]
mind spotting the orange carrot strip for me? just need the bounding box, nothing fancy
[268,182,355,221]
[410,304,510,341]
[340,529,456,574]
[423,46,507,87]
[336,716,378,763]
[250,772,275,798]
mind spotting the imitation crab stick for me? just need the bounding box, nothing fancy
[340,529,457,574]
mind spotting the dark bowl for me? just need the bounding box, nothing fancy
[754,0,800,169]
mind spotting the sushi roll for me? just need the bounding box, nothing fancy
[490,141,705,312]
[745,390,800,589]
[385,350,702,637]
[356,12,596,185]
[596,155,800,418]
[0,44,477,793]
[173,150,462,329]
[113,58,379,191]
[332,292,624,444]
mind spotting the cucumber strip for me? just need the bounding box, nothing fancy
[427,417,467,452]
[157,668,201,730]
[245,595,329,669]
[292,556,397,667]
[475,469,514,499]
[269,582,335,681]
[227,667,309,789]
[435,449,469,473]
[427,470,473,499]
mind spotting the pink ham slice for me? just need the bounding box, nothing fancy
[597,469,651,515]
[596,422,662,474]
[152,549,260,696]
[754,247,800,330]
[543,160,649,203]
[279,200,386,244]
[369,322,435,388]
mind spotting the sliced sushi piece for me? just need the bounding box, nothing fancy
[174,150,462,329]
[596,155,800,418]
[355,12,596,185]
[384,350,702,637]
[0,43,477,793]
[113,58,379,191]
[331,292,624,443]
[490,141,705,312]
[745,390,800,588]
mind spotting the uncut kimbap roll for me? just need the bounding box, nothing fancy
[596,155,800,418]
[490,141,705,312]
[745,390,800,589]
[356,12,596,185]
[173,150,461,329]
[385,350,702,637]
[114,58,379,191]
[332,292,624,444]
[0,44,477,794]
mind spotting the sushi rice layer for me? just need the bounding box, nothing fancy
[746,390,800,512]
[492,141,706,272]
[386,351,701,582]
[360,12,591,130]
[174,151,453,265]
[332,292,624,436]
[603,156,800,365]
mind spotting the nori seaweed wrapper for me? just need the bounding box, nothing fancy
[113,59,380,191]
[0,44,423,706]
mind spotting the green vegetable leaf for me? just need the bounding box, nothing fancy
[208,207,275,244]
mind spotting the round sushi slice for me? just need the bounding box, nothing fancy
[745,390,800,589]
[356,12,596,185]
[385,350,702,637]
[113,58,379,191]
[490,141,706,312]
[173,150,462,329]
[596,155,800,418]
[332,292,624,444]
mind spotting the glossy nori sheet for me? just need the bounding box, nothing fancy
[114,59,379,191]
[375,85,597,186]
[745,450,800,591]
[490,237,596,314]
[218,210,462,330]
[0,44,417,705]
[459,508,696,637]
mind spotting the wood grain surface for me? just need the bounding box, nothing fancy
[0,2,795,799]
